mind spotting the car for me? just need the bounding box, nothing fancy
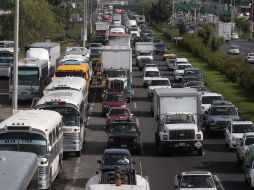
[143,67,161,87]
[174,63,193,82]
[225,120,254,149]
[245,52,254,63]
[147,78,171,100]
[184,81,205,91]
[102,92,127,115]
[227,45,240,55]
[154,43,166,55]
[174,171,217,190]
[188,29,195,34]
[97,149,135,172]
[231,32,239,39]
[204,100,240,135]
[236,132,254,165]
[107,121,141,154]
[166,56,177,71]
[183,68,203,81]
[163,49,175,61]
[136,56,153,70]
[142,63,157,72]
[106,107,134,125]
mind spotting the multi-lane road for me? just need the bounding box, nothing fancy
[0,55,251,190]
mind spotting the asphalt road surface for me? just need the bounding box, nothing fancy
[0,55,251,190]
[221,39,254,70]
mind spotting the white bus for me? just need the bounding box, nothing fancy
[0,47,13,77]
[9,58,49,101]
[0,110,63,190]
[43,77,87,97]
[35,90,87,157]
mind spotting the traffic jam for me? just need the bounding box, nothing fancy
[0,1,254,190]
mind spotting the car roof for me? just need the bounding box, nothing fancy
[185,68,200,71]
[200,91,222,97]
[211,100,234,107]
[181,171,212,176]
[104,148,131,155]
[150,77,169,81]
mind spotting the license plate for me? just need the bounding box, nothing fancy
[121,144,127,148]
[179,143,185,146]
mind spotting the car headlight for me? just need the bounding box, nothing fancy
[120,105,127,108]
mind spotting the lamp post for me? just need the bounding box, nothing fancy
[12,0,19,113]
[90,0,93,34]
[83,0,87,47]
[251,0,253,40]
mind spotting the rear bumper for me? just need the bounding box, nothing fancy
[159,140,203,150]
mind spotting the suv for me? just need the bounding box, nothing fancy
[107,121,141,154]
[204,100,239,135]
[143,67,161,87]
[225,120,254,149]
[183,68,203,82]
[174,171,217,190]
[227,45,239,55]
[236,132,254,165]
[147,78,171,100]
[174,63,192,82]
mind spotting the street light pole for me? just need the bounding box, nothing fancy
[83,0,87,47]
[12,0,19,113]
[251,0,253,40]
[90,0,93,34]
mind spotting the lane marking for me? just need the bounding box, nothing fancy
[134,102,137,109]
[87,116,91,121]
[91,103,94,107]
[214,174,225,190]
[72,176,77,184]
[74,166,79,173]
[77,157,81,164]
[136,118,140,127]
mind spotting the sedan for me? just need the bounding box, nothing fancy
[106,107,134,125]
[102,92,127,115]
[227,45,239,55]
[245,53,254,64]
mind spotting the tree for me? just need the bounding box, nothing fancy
[150,0,171,23]
[47,0,63,6]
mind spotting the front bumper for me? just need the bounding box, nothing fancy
[159,140,203,151]
[208,122,229,132]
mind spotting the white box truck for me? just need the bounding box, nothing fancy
[108,33,131,46]
[135,42,154,57]
[215,22,233,42]
[101,46,132,101]
[153,88,203,155]
[26,42,61,75]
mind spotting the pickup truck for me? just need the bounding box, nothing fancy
[236,132,254,165]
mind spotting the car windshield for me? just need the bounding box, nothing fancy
[140,58,152,64]
[151,80,170,86]
[185,70,201,76]
[186,81,203,87]
[180,175,215,188]
[245,137,254,145]
[0,132,47,156]
[145,71,160,77]
[106,94,125,102]
[202,96,223,104]
[0,52,13,64]
[230,46,238,49]
[177,65,192,70]
[248,53,254,56]
[109,109,130,116]
[232,124,254,133]
[55,71,84,78]
[18,67,39,86]
[155,44,165,48]
[110,123,137,133]
[103,153,130,165]
[91,44,102,48]
[210,106,238,116]
[107,70,126,78]
[166,114,195,124]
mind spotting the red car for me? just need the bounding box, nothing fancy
[102,92,127,115]
[106,107,134,124]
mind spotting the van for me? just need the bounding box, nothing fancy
[143,67,160,87]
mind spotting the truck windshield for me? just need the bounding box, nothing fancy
[166,114,195,124]
[180,175,215,188]
[177,65,192,70]
[107,70,126,78]
[18,67,39,85]
[0,51,13,65]
[232,124,254,133]
[151,80,170,86]
[55,71,84,78]
[141,58,152,64]
[145,71,160,77]
[210,107,238,116]
[202,96,223,104]
[0,132,47,156]
[110,123,137,134]
[43,107,79,126]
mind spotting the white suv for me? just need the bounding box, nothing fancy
[174,63,192,82]
[143,67,160,87]
[227,45,240,55]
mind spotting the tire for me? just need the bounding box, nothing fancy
[197,147,204,156]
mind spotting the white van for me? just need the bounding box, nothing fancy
[143,67,160,87]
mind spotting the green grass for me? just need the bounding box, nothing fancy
[163,40,254,122]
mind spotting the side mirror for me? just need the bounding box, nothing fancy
[97,160,102,164]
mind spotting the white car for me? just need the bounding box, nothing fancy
[225,120,254,149]
[245,52,254,63]
[174,63,192,81]
[147,78,171,100]
[174,171,217,190]
[143,67,160,88]
[143,63,157,72]
[227,45,240,55]
[231,33,239,39]
[200,92,224,115]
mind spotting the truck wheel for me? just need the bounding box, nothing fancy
[197,147,204,156]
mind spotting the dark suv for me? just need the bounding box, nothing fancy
[107,121,141,154]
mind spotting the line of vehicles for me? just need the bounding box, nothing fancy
[1,1,254,190]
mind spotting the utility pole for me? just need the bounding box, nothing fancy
[83,0,87,47]
[90,0,93,34]
[251,0,253,40]
[12,0,19,113]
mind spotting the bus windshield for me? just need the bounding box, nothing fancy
[0,52,13,65]
[18,67,39,85]
[55,71,84,78]
[44,107,80,126]
[0,132,47,156]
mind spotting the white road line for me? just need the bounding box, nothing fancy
[134,102,137,109]
[72,176,77,184]
[87,116,91,121]
[91,103,94,107]
[77,157,81,164]
[90,107,93,111]
[136,118,140,127]
[214,174,225,190]
[74,166,79,173]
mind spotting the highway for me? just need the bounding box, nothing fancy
[0,55,250,190]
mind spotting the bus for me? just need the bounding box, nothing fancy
[43,76,87,98]
[0,110,63,190]
[0,47,14,77]
[0,151,37,190]
[9,58,49,101]
[54,60,91,90]
[35,90,87,157]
